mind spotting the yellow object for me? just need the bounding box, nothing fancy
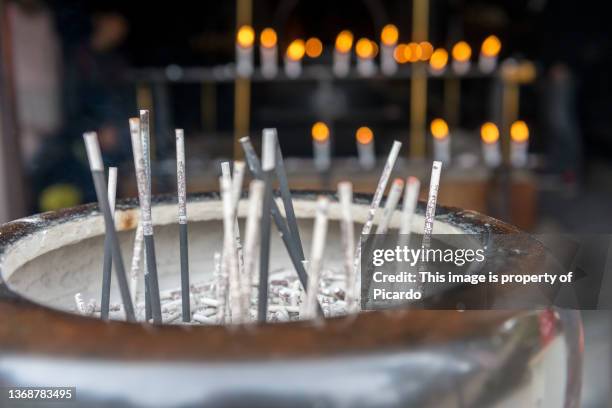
[406,42,422,62]
[430,119,449,139]
[394,44,409,63]
[305,37,323,58]
[452,41,471,62]
[286,39,306,61]
[312,122,330,142]
[381,24,399,46]
[510,120,529,142]
[260,28,277,48]
[335,30,354,53]
[356,127,374,145]
[481,35,501,57]
[481,122,500,144]
[429,48,448,70]
[39,183,82,212]
[356,38,375,59]
[237,25,255,48]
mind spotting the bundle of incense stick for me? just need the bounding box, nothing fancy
[81,122,445,325]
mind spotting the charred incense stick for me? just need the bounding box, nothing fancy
[176,129,190,322]
[338,182,357,313]
[304,196,330,320]
[266,128,305,260]
[83,132,135,321]
[130,118,162,324]
[239,137,321,312]
[376,178,404,234]
[257,132,276,322]
[243,179,264,317]
[139,110,153,322]
[354,141,402,306]
[100,167,118,320]
[221,173,244,323]
[399,176,421,237]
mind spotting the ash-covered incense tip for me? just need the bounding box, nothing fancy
[83,132,103,171]
[432,160,442,170]
[262,130,276,171]
[221,161,231,177]
[139,109,149,116]
[175,128,184,138]
[129,118,140,133]
[239,136,250,143]
[407,176,419,184]
[393,178,405,187]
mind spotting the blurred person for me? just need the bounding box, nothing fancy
[7,0,62,161]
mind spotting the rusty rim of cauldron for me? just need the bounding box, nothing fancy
[0,191,538,361]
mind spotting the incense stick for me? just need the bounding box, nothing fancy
[399,176,421,237]
[304,196,330,320]
[139,110,153,322]
[230,161,246,278]
[266,128,305,260]
[257,132,275,322]
[100,167,118,320]
[220,173,244,323]
[213,251,227,323]
[128,221,143,311]
[176,129,190,322]
[423,161,442,244]
[83,132,135,321]
[375,178,404,234]
[353,141,402,307]
[243,179,264,319]
[338,182,357,313]
[129,118,162,324]
[239,136,323,316]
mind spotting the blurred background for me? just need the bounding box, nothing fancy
[0,0,610,405]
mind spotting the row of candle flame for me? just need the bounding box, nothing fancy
[235,24,502,76]
[309,119,530,170]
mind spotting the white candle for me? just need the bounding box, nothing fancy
[480,122,502,168]
[430,119,451,165]
[451,41,471,75]
[510,120,529,168]
[236,25,255,78]
[356,126,376,170]
[333,30,353,77]
[380,24,398,75]
[356,38,377,77]
[312,122,331,172]
[259,28,278,79]
[284,39,305,79]
[478,35,501,74]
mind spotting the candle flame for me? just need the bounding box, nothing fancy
[394,44,409,63]
[481,122,499,144]
[452,41,472,62]
[356,127,374,145]
[419,41,434,61]
[511,120,529,142]
[381,24,399,46]
[429,48,448,70]
[312,122,330,143]
[406,42,422,62]
[305,37,323,58]
[335,30,354,53]
[356,38,375,59]
[481,35,501,57]
[260,28,277,48]
[286,39,306,61]
[430,119,449,140]
[237,25,255,48]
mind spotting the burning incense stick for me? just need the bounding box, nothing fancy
[338,182,356,312]
[213,251,227,323]
[423,161,442,241]
[220,173,244,323]
[399,176,421,237]
[129,118,162,324]
[100,167,118,320]
[258,131,275,322]
[239,136,322,316]
[230,161,246,278]
[353,141,402,306]
[304,196,330,320]
[83,132,135,321]
[243,180,264,313]
[176,129,190,322]
[266,128,305,260]
[376,178,404,235]
[139,110,153,322]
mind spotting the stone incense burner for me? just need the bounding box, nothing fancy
[0,192,582,407]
